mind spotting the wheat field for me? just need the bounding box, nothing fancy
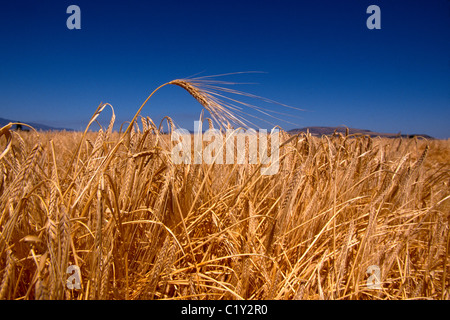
[0,79,449,300]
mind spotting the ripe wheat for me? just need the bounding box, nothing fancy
[0,78,449,300]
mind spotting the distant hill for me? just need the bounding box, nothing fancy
[288,126,434,139]
[0,118,436,139]
[0,117,73,131]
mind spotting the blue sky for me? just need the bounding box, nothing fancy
[0,0,449,138]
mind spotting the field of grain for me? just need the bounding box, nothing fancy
[0,79,449,300]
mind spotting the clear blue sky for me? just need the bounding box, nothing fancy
[0,0,449,138]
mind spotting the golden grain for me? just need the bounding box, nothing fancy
[0,78,449,300]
